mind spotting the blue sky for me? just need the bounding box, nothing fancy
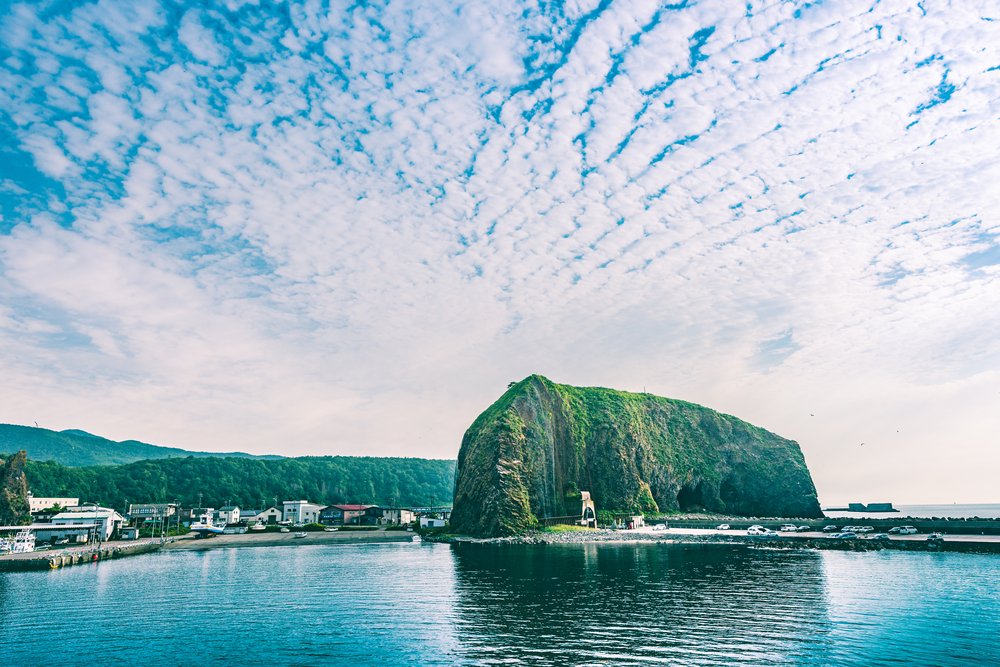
[1,0,999,504]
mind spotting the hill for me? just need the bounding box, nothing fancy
[0,423,280,467]
[451,375,822,536]
[24,455,456,510]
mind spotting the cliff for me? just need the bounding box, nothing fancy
[451,376,822,536]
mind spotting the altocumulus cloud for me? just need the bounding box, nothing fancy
[1,0,999,503]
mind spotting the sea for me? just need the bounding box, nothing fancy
[823,503,1000,519]
[2,539,998,666]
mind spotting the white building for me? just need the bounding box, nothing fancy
[50,508,124,541]
[216,506,241,524]
[27,495,79,513]
[251,507,282,524]
[419,517,447,529]
[282,500,323,525]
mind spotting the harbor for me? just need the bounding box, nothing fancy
[0,537,165,572]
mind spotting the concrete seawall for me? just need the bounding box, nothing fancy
[0,539,165,572]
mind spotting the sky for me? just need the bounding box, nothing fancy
[1,0,998,505]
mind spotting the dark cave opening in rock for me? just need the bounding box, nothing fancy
[677,482,706,512]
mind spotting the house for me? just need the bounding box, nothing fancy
[128,503,178,523]
[419,517,446,529]
[363,507,415,526]
[50,507,124,541]
[215,506,241,525]
[120,527,140,540]
[282,500,324,525]
[252,507,282,525]
[27,494,79,514]
[319,504,372,526]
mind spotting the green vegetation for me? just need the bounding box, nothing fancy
[541,524,591,533]
[1,450,30,525]
[451,375,822,537]
[19,455,456,511]
[0,423,280,467]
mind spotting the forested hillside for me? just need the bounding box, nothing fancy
[0,423,279,467]
[22,455,456,511]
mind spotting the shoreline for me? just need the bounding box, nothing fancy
[162,529,415,551]
[426,528,1000,554]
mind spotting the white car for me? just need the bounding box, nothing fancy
[716,524,730,530]
[897,526,918,535]
[651,523,667,531]
[779,524,798,532]
[747,526,768,535]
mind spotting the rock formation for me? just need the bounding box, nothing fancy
[451,376,822,536]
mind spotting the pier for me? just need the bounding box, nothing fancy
[0,538,165,572]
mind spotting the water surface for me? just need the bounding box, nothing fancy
[1,542,997,666]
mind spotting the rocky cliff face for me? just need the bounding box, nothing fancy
[451,376,822,537]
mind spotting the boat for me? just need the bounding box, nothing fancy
[250,523,266,531]
[190,522,226,538]
[293,532,308,539]
[11,528,36,554]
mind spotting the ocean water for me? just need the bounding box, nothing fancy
[824,503,1000,519]
[1,542,998,666]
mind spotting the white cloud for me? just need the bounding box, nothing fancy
[0,0,998,502]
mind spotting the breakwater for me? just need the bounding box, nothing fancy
[0,539,164,572]
[429,529,1000,554]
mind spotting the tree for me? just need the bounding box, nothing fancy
[0,450,30,525]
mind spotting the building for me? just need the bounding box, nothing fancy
[1,523,94,544]
[128,503,178,523]
[319,504,372,526]
[27,494,79,513]
[179,508,215,526]
[120,527,140,540]
[363,507,415,526]
[215,506,241,525]
[252,507,282,525]
[282,500,324,525]
[419,517,446,529]
[50,508,124,541]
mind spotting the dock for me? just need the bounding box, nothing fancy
[0,539,166,572]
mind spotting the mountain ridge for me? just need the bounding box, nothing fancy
[0,423,281,467]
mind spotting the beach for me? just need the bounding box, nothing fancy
[163,529,415,551]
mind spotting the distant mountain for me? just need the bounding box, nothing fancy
[0,423,281,467]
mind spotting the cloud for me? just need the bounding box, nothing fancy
[1,0,999,502]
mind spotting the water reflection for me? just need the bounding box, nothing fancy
[451,543,832,666]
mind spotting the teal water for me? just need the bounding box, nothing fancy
[1,542,998,666]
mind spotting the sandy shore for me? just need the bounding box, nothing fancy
[164,529,414,551]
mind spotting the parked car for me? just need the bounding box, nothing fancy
[747,526,767,535]
[796,525,811,532]
[856,526,874,533]
[870,533,890,540]
[822,525,840,532]
[716,524,731,530]
[762,530,780,537]
[888,526,902,534]
[841,526,858,533]
[897,526,919,535]
[833,532,857,539]
[651,523,667,531]
[926,533,944,541]
[779,524,798,532]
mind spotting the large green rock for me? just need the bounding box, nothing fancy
[451,376,822,536]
